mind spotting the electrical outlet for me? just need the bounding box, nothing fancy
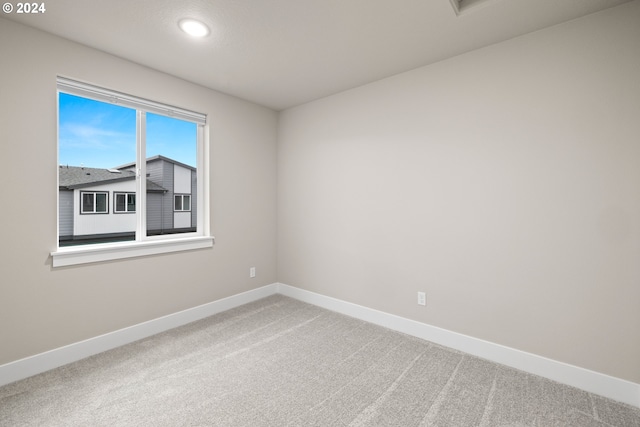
[417,292,426,306]
[249,267,256,278]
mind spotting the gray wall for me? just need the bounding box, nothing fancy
[0,18,278,366]
[146,159,175,231]
[58,190,73,237]
[191,169,197,228]
[146,193,163,232]
[277,2,640,384]
[160,161,174,230]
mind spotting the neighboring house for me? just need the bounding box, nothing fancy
[59,155,196,245]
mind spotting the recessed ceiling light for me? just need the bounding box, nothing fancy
[179,19,210,38]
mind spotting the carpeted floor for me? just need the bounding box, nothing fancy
[1,295,639,426]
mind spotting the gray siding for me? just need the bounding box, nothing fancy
[147,159,174,231]
[162,161,174,230]
[146,162,162,187]
[59,190,74,237]
[146,193,163,232]
[191,170,197,227]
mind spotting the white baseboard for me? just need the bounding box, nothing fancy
[0,283,279,388]
[276,283,640,408]
[1,282,638,409]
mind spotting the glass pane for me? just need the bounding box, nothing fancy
[96,193,107,212]
[115,194,125,212]
[183,195,191,211]
[127,194,136,212]
[146,113,197,235]
[58,93,136,246]
[82,193,94,213]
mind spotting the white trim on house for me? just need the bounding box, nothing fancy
[1,283,638,408]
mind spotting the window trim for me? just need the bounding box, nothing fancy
[174,194,191,212]
[80,191,109,214]
[51,236,214,267]
[114,192,136,214]
[56,77,206,125]
[52,76,213,267]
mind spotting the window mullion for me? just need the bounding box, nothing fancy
[136,111,147,242]
[197,124,207,235]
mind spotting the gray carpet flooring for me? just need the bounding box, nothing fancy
[1,295,639,426]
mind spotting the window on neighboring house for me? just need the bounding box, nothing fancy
[174,194,191,212]
[81,191,108,214]
[115,192,136,213]
[54,77,212,267]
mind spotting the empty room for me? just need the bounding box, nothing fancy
[1,0,639,425]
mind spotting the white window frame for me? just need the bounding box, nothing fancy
[174,194,191,212]
[114,192,136,214]
[80,191,109,214]
[52,77,213,267]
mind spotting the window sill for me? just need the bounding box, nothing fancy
[51,236,214,267]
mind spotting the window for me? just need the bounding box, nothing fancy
[53,77,213,267]
[174,194,191,212]
[115,192,136,213]
[81,191,108,214]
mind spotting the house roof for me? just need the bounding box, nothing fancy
[59,166,167,192]
[59,166,134,189]
[114,155,196,172]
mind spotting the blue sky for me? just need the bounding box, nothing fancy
[59,92,197,169]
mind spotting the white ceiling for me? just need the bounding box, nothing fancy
[4,0,632,110]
